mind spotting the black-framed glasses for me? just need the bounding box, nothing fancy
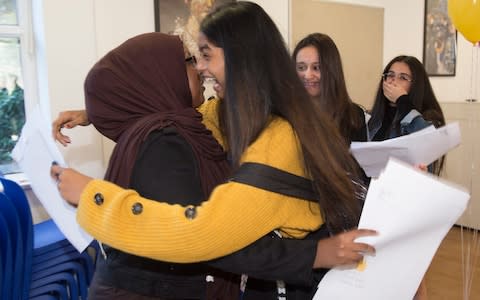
[382,71,413,82]
[185,55,197,66]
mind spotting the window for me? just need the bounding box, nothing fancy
[0,0,36,175]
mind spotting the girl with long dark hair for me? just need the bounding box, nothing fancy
[369,55,446,175]
[52,2,377,298]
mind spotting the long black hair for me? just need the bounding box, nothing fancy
[200,1,361,232]
[292,33,364,144]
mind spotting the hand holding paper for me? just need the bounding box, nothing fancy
[351,122,461,177]
[313,229,377,269]
[51,164,93,207]
[11,107,93,252]
[314,159,469,300]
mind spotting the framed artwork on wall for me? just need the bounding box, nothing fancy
[423,0,457,76]
[154,0,234,53]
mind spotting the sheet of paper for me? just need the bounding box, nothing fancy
[314,158,469,300]
[351,122,461,177]
[11,106,93,252]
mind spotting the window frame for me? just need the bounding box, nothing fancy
[0,0,39,175]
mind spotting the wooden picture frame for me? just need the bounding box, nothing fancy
[423,0,457,76]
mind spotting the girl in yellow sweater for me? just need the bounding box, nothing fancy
[51,1,376,292]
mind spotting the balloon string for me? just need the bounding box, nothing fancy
[461,226,466,299]
[473,46,479,101]
[462,44,479,300]
[472,44,479,299]
[467,234,480,298]
[468,45,479,300]
[468,46,474,101]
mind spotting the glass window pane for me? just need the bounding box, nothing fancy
[0,0,17,25]
[0,37,24,174]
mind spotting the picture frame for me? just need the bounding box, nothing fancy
[154,0,234,35]
[423,0,457,76]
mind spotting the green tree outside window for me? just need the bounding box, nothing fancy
[0,74,25,163]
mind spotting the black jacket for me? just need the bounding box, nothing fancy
[96,127,322,299]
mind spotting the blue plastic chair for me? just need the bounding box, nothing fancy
[0,211,13,300]
[30,243,92,299]
[33,247,95,284]
[33,241,78,263]
[1,177,33,299]
[29,282,68,300]
[34,238,71,257]
[32,261,88,299]
[32,220,95,283]
[0,192,22,300]
[0,178,95,299]
[29,295,59,300]
[30,271,79,300]
[0,243,3,299]
[34,218,68,250]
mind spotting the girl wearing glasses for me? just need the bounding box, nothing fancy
[369,55,445,299]
[369,55,446,175]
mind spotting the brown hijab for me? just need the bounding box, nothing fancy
[84,32,230,196]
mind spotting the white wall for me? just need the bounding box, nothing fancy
[34,0,102,178]
[34,0,155,178]
[251,0,290,45]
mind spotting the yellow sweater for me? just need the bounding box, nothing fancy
[77,99,323,263]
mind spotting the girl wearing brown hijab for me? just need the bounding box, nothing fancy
[85,32,228,194]
[80,32,234,299]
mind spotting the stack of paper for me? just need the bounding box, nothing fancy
[314,159,469,300]
[11,107,93,252]
[351,122,461,177]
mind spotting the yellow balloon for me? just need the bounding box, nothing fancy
[448,0,480,43]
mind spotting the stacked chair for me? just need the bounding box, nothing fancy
[0,177,98,299]
[0,198,13,299]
